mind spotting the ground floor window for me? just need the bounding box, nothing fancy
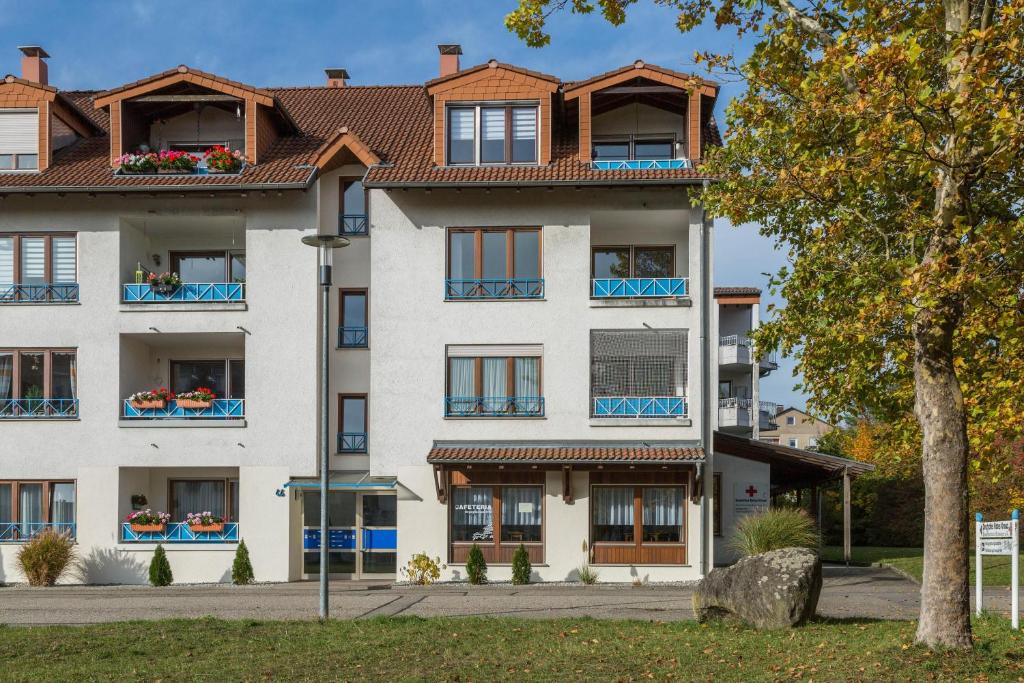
[713,474,722,537]
[169,479,237,523]
[590,482,687,565]
[448,475,544,564]
[0,480,75,541]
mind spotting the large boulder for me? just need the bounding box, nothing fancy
[693,547,822,629]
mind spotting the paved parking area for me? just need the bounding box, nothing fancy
[0,566,1011,625]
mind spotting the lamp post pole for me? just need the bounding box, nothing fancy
[301,233,349,621]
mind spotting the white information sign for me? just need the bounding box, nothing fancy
[975,511,1019,630]
[733,482,769,516]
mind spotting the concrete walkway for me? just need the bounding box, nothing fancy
[0,566,1012,625]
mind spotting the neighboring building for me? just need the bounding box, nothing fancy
[0,45,867,584]
[760,407,835,450]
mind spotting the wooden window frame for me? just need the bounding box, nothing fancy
[0,480,76,526]
[445,355,543,414]
[167,477,236,523]
[169,250,245,283]
[0,232,77,285]
[589,478,688,566]
[446,104,539,167]
[168,358,243,398]
[448,479,545,565]
[591,244,675,279]
[0,348,76,400]
[446,227,542,281]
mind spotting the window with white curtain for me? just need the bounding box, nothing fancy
[170,480,228,522]
[592,485,686,546]
[0,234,76,288]
[511,107,537,163]
[480,108,506,163]
[0,349,76,401]
[0,109,40,170]
[446,104,538,166]
[0,238,13,285]
[445,348,543,416]
[451,486,493,541]
[592,487,635,542]
[500,486,542,542]
[0,480,75,540]
[447,108,476,164]
[642,487,683,542]
[20,237,45,285]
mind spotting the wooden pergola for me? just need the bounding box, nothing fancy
[714,431,875,563]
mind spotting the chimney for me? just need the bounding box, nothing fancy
[18,45,49,85]
[438,44,462,78]
[325,68,349,88]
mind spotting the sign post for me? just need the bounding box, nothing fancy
[976,510,1019,629]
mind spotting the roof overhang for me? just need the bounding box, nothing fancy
[94,65,276,109]
[425,60,560,95]
[310,127,381,171]
[714,431,873,491]
[427,440,704,466]
[564,61,718,101]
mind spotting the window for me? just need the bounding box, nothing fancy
[592,134,677,161]
[718,380,732,400]
[338,394,367,452]
[339,179,368,235]
[170,479,236,523]
[0,349,78,416]
[788,438,799,448]
[0,480,75,540]
[446,228,542,299]
[450,484,544,558]
[786,416,796,425]
[339,289,368,347]
[169,359,243,399]
[590,330,687,417]
[592,245,674,279]
[446,347,542,416]
[0,109,40,171]
[713,474,722,537]
[170,251,245,283]
[591,485,686,562]
[0,233,77,301]
[446,105,538,166]
[808,437,819,449]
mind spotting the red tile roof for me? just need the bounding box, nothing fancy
[714,286,761,297]
[427,444,704,464]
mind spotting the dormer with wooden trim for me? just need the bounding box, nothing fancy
[564,61,718,170]
[93,65,296,169]
[425,56,560,168]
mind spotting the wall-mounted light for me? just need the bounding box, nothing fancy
[152,254,161,266]
[236,326,251,335]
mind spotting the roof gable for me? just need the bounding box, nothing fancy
[93,65,276,108]
[310,127,381,171]
[425,60,560,95]
[564,60,718,99]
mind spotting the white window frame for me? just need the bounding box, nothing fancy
[0,108,41,173]
[445,102,540,167]
[788,438,799,448]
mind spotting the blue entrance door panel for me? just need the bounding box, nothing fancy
[362,528,397,551]
[303,528,357,550]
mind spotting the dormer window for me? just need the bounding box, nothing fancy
[446,104,538,166]
[0,109,40,171]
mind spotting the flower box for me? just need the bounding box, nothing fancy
[150,283,177,295]
[130,523,165,533]
[188,523,225,533]
[131,399,165,410]
[176,399,212,410]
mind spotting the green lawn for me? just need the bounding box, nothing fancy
[2,616,1022,681]
[822,546,1022,586]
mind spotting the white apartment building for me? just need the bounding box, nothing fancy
[0,45,869,584]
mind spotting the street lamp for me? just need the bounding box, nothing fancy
[301,233,350,621]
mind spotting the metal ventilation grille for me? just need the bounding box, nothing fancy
[590,330,688,399]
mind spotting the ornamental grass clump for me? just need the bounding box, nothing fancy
[17,529,76,587]
[511,544,531,585]
[232,539,255,585]
[465,543,487,585]
[730,508,819,557]
[577,564,599,585]
[149,544,173,587]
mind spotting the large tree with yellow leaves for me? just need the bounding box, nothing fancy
[508,0,1024,649]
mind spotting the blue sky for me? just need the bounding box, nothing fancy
[0,0,803,408]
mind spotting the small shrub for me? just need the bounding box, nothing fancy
[465,543,488,585]
[401,552,442,585]
[511,544,531,585]
[232,539,255,585]
[17,529,76,586]
[731,508,819,556]
[577,564,599,585]
[149,544,173,586]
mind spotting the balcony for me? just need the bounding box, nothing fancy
[122,282,245,303]
[339,214,369,236]
[445,396,545,417]
[120,522,239,543]
[338,432,368,453]
[122,399,245,420]
[719,335,752,366]
[592,396,687,419]
[719,398,778,431]
[592,277,688,299]
[0,283,79,304]
[0,398,79,419]
[338,326,368,348]
[0,522,76,542]
[590,159,692,171]
[445,279,544,300]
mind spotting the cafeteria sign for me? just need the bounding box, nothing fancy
[975,510,1019,630]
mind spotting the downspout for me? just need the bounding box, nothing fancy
[699,178,713,577]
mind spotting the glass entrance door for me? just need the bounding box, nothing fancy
[302,490,396,579]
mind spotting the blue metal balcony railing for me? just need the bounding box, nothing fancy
[120,522,239,543]
[592,396,687,418]
[339,214,369,236]
[338,326,368,348]
[445,279,544,300]
[0,283,79,303]
[122,282,245,303]
[122,398,245,420]
[0,398,79,419]
[590,159,692,170]
[338,432,368,453]
[591,277,688,298]
[0,522,76,542]
[445,396,545,417]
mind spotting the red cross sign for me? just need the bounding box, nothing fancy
[745,485,759,498]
